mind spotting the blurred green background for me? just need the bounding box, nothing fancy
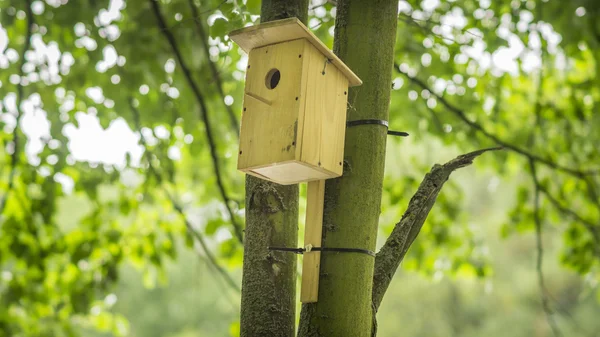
[1,0,599,336]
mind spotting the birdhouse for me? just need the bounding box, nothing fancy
[230,18,362,185]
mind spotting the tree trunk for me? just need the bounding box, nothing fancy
[239,3,308,337]
[298,1,398,336]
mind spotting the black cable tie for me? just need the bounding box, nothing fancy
[346,119,409,137]
[268,246,376,257]
[387,130,410,137]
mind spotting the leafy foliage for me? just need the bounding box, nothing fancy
[0,0,598,335]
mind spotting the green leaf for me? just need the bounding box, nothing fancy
[245,0,261,14]
[205,218,224,236]
[210,18,229,39]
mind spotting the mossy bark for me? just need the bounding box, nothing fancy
[297,1,398,336]
[239,3,308,337]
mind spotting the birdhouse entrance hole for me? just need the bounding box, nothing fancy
[265,68,281,89]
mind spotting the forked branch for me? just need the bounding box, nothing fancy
[372,147,503,310]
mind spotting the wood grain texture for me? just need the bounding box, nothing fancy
[237,39,350,185]
[230,17,362,86]
[301,179,326,303]
[249,161,334,185]
[238,40,306,173]
[299,43,348,177]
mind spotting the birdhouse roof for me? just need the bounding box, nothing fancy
[229,18,362,87]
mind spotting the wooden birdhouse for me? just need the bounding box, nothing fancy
[230,18,362,185]
[230,18,362,304]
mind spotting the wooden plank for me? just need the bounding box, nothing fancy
[294,39,311,174]
[301,179,326,303]
[229,18,362,87]
[328,75,349,176]
[299,43,348,177]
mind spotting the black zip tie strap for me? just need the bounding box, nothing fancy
[268,246,376,257]
[346,119,409,137]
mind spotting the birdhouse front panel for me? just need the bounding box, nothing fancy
[237,39,307,178]
[230,18,362,185]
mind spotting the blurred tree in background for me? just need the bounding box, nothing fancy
[0,0,598,336]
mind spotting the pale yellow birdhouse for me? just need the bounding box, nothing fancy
[230,18,362,185]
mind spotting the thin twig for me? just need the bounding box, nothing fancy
[309,0,336,11]
[0,0,33,217]
[395,65,600,179]
[529,159,563,337]
[399,66,600,247]
[130,99,240,293]
[397,12,483,44]
[537,184,600,249]
[150,0,227,33]
[188,0,240,136]
[169,191,240,293]
[150,0,244,243]
[310,18,325,30]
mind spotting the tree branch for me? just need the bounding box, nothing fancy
[529,159,563,337]
[309,0,336,11]
[168,190,240,293]
[130,99,239,293]
[395,65,600,179]
[0,0,33,218]
[372,147,503,310]
[150,0,244,243]
[187,0,239,136]
[537,184,600,249]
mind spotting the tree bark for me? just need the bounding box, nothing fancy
[298,1,398,336]
[239,3,308,337]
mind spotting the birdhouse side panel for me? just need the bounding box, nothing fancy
[237,39,308,172]
[297,44,349,177]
